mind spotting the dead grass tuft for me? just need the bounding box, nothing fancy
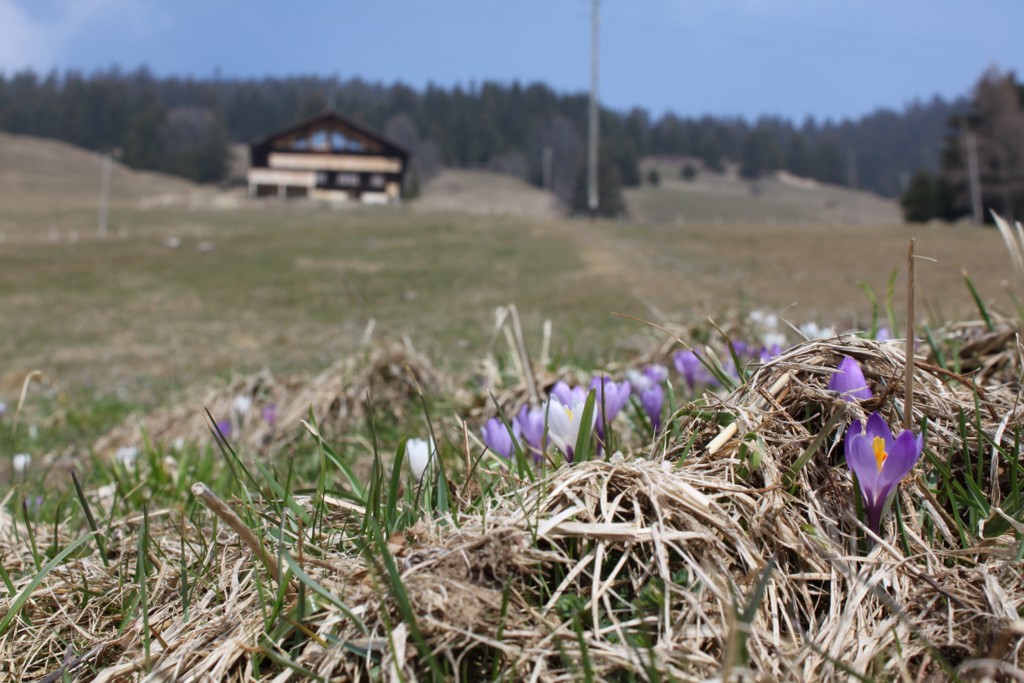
[93,338,456,457]
[4,326,1024,680]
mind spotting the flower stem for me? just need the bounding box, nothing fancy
[904,238,915,431]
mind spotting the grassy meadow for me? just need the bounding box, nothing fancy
[1,199,1017,401]
[1,137,1024,680]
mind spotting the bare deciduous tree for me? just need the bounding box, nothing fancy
[968,68,1024,220]
[530,115,583,206]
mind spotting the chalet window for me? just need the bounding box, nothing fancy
[311,131,330,150]
[369,174,385,189]
[330,132,365,153]
[335,173,359,188]
[316,172,330,185]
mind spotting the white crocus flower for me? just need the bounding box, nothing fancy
[800,322,832,339]
[749,310,779,331]
[233,394,253,416]
[13,453,31,475]
[546,396,596,459]
[116,446,139,470]
[406,438,435,482]
[625,369,653,394]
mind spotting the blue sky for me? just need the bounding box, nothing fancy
[2,0,1022,122]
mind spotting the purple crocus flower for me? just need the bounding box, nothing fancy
[589,376,631,421]
[517,405,547,454]
[589,376,632,442]
[215,419,232,439]
[628,368,666,433]
[261,404,278,425]
[731,340,751,358]
[759,344,782,363]
[551,381,587,407]
[640,384,665,432]
[673,351,721,390]
[643,364,669,384]
[482,416,521,458]
[845,412,923,534]
[673,350,702,390]
[828,356,872,402]
[875,326,891,342]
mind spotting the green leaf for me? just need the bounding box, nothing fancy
[0,533,94,636]
[573,389,597,463]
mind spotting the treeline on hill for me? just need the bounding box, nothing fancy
[901,68,1024,224]
[0,67,962,216]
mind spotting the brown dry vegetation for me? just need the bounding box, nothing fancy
[2,135,1024,681]
[3,329,1024,680]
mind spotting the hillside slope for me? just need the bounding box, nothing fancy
[0,132,203,204]
[414,168,565,218]
[0,133,228,238]
[627,158,901,226]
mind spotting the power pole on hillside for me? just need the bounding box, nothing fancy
[846,147,858,190]
[542,146,553,191]
[587,0,600,217]
[964,129,983,225]
[98,153,111,237]
[847,146,861,225]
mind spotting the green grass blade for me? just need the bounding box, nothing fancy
[363,517,444,678]
[859,280,880,338]
[138,505,152,670]
[962,270,994,332]
[279,550,368,634]
[573,389,597,463]
[0,533,93,636]
[489,391,535,483]
[784,412,843,490]
[885,268,899,337]
[71,469,109,567]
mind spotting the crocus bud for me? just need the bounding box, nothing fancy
[829,356,872,402]
[406,438,434,482]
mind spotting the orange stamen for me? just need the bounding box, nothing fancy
[872,437,888,472]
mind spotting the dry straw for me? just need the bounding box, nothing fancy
[5,320,1024,680]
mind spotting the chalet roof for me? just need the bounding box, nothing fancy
[250,110,408,167]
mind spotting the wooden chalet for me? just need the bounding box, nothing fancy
[247,111,407,203]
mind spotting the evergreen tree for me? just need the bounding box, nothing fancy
[740,127,783,179]
[785,133,811,177]
[572,156,626,218]
[811,140,844,184]
[900,171,937,222]
[0,66,974,196]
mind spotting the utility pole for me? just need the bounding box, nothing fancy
[98,152,111,237]
[542,146,553,192]
[847,146,860,224]
[587,0,600,217]
[964,129,983,225]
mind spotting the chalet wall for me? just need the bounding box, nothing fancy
[268,152,402,174]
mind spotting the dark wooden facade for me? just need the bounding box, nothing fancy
[247,111,407,203]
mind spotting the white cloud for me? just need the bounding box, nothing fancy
[0,0,56,70]
[0,0,156,73]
